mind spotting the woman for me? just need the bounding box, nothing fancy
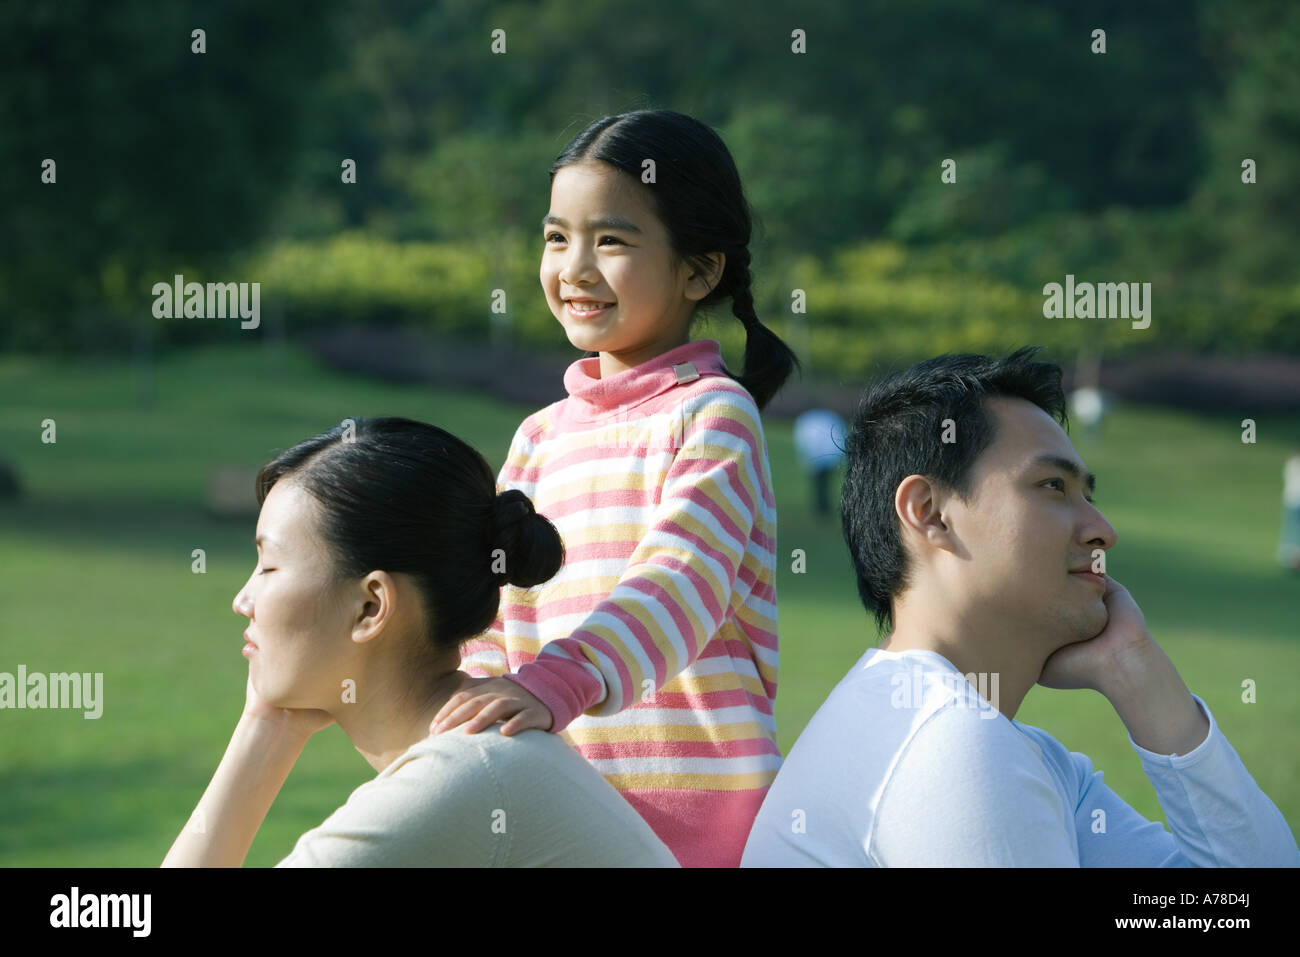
[162,416,677,867]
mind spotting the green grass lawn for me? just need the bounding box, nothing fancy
[1,340,1297,865]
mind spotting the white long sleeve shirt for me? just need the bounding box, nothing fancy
[742,648,1299,867]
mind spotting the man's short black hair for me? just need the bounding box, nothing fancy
[840,346,1068,634]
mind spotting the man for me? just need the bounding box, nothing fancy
[742,347,1298,866]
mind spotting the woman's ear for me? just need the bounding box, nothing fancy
[350,570,399,646]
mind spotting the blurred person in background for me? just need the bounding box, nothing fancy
[795,407,847,519]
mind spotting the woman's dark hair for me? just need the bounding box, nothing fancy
[254,416,564,653]
[840,347,1068,635]
[551,109,799,411]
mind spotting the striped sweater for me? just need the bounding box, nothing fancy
[459,338,781,867]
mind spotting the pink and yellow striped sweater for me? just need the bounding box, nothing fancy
[459,338,781,867]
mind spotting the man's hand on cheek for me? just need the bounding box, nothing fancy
[1041,577,1209,755]
[1038,577,1152,694]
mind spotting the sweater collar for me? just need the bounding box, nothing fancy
[561,339,725,422]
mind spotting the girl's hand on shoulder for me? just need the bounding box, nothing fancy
[241,673,336,742]
[431,676,554,736]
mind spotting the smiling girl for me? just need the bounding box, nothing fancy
[163,417,676,867]
[432,110,799,867]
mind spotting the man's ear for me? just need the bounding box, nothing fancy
[894,474,958,557]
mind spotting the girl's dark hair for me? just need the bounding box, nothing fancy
[551,109,799,411]
[255,417,564,653]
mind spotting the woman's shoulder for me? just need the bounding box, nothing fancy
[394,724,574,774]
[393,729,678,866]
[402,726,597,795]
[275,731,508,867]
[279,728,675,866]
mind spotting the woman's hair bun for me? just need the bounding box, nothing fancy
[491,489,564,588]
[492,488,536,531]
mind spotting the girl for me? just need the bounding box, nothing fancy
[163,417,676,867]
[433,110,799,867]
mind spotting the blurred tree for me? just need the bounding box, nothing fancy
[0,0,349,353]
[2,0,1292,367]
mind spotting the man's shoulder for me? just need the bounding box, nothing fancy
[810,649,1009,729]
[745,651,1015,866]
[745,651,1086,867]
[767,651,1051,810]
[1008,719,1091,793]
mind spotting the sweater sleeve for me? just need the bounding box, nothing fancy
[506,387,771,731]
[1070,695,1300,867]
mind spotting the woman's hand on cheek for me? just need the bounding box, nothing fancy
[161,672,331,867]
[241,672,337,742]
[431,676,554,736]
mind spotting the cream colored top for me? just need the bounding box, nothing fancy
[275,726,678,867]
